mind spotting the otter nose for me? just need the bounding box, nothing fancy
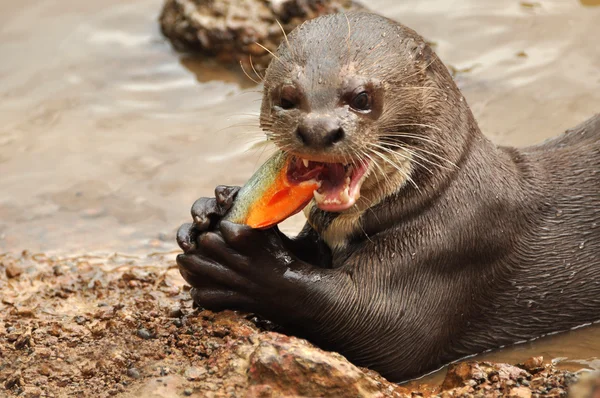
[296,116,345,149]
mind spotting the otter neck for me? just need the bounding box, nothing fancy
[307,81,488,252]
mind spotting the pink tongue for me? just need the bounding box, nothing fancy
[319,164,347,199]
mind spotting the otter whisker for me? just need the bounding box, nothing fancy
[398,144,458,169]
[255,42,290,71]
[359,195,383,225]
[242,139,276,153]
[366,145,419,189]
[366,146,418,190]
[379,140,454,171]
[380,133,445,148]
[384,146,447,173]
[343,12,353,56]
[384,123,442,132]
[250,143,279,171]
[218,120,263,128]
[362,149,393,188]
[360,149,392,188]
[371,143,436,175]
[395,146,451,171]
[249,55,265,82]
[357,195,375,209]
[367,147,417,191]
[276,20,291,52]
[239,60,261,85]
[212,123,265,136]
[225,127,269,137]
[228,112,262,117]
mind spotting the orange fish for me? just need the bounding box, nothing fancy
[224,152,319,229]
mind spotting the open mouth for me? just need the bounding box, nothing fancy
[287,156,370,212]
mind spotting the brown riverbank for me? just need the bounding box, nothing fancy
[2,252,595,397]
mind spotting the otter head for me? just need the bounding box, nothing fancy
[260,12,471,217]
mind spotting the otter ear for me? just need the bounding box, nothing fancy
[413,42,435,68]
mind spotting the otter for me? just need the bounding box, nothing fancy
[176,12,600,381]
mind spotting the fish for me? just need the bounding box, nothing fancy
[223,151,320,229]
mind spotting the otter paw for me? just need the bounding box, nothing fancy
[190,185,240,231]
[176,221,315,316]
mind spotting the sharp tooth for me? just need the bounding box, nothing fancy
[345,176,350,187]
[340,186,351,203]
[313,190,326,203]
[302,159,309,168]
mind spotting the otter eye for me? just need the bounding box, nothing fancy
[280,97,296,110]
[278,85,298,110]
[350,91,371,112]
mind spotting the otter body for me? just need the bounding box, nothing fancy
[177,13,600,381]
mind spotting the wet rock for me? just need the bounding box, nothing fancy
[5,262,22,278]
[441,362,494,390]
[80,361,97,377]
[159,0,363,71]
[436,359,581,398]
[440,361,531,394]
[22,386,43,398]
[4,371,22,389]
[519,356,544,373]
[508,386,532,398]
[245,332,409,397]
[546,387,567,397]
[14,329,32,349]
[168,306,183,318]
[39,364,52,376]
[184,366,206,381]
[127,368,141,379]
[137,327,153,339]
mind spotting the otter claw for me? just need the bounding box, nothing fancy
[190,186,241,232]
[191,197,221,231]
[176,223,197,252]
[215,185,240,209]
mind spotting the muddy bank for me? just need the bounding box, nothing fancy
[2,253,596,397]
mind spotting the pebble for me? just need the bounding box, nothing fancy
[5,263,23,278]
[127,368,141,379]
[184,366,206,381]
[522,356,544,372]
[183,388,193,396]
[137,328,153,339]
[168,307,184,318]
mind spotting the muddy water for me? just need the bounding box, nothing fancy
[1,0,599,381]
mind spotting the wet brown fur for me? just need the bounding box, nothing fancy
[178,12,600,381]
[262,12,600,378]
